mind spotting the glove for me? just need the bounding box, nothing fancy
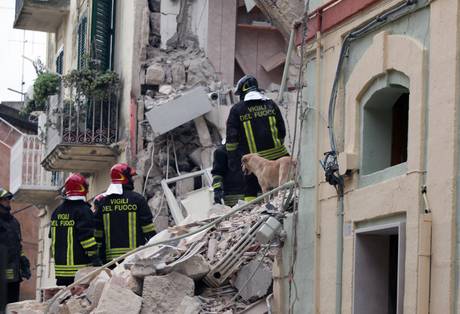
[214,188,224,204]
[89,255,103,267]
[20,255,31,280]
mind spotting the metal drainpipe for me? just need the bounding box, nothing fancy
[336,190,344,314]
[314,31,322,314]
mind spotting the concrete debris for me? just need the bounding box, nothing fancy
[85,271,111,311]
[94,281,143,314]
[110,269,143,295]
[130,258,158,278]
[159,84,173,95]
[6,300,47,314]
[173,296,201,314]
[146,63,165,85]
[22,198,285,314]
[233,260,273,302]
[171,254,210,280]
[141,272,194,314]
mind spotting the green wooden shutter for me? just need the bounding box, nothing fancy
[77,16,88,70]
[56,49,64,74]
[91,0,115,71]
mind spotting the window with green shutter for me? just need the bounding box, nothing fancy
[56,49,64,75]
[77,16,88,70]
[91,0,115,71]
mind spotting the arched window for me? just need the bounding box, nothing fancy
[361,84,409,175]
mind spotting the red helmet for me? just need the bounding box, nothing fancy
[64,173,89,197]
[111,163,136,184]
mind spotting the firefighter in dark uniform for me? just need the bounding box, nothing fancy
[94,163,156,262]
[0,188,31,304]
[211,145,245,207]
[226,75,289,201]
[50,174,101,286]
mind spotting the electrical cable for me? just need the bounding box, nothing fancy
[142,141,155,196]
[46,181,295,310]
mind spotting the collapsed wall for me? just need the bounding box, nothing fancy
[136,0,232,232]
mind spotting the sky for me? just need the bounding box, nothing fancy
[0,0,47,102]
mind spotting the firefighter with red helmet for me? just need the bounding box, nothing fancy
[49,174,101,286]
[94,163,155,262]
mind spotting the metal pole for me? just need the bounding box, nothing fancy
[336,193,344,314]
[277,24,297,105]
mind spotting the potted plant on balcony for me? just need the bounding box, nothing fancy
[21,72,60,117]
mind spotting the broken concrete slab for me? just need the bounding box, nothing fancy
[94,281,143,314]
[6,300,47,314]
[173,296,201,314]
[172,254,210,280]
[234,260,273,302]
[141,272,195,314]
[146,63,165,85]
[145,86,213,136]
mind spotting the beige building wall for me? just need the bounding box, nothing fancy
[281,0,460,313]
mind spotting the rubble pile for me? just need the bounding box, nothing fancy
[7,201,285,314]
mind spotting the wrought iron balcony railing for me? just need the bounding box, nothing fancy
[42,89,120,172]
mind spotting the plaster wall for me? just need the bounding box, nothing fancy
[160,0,209,51]
[279,0,460,313]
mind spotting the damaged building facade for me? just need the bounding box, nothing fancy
[14,0,460,313]
[12,0,301,304]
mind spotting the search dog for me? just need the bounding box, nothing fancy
[241,154,296,198]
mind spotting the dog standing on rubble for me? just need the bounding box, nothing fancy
[241,154,296,197]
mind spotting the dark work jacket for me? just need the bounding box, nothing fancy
[211,145,245,206]
[49,200,98,279]
[0,211,21,283]
[226,98,288,161]
[94,189,155,262]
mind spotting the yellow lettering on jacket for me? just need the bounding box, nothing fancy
[102,204,137,212]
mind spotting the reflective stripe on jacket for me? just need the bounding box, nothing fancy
[50,200,97,279]
[226,98,288,160]
[94,189,155,262]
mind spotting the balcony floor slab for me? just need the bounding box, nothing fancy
[42,144,118,172]
[14,186,61,207]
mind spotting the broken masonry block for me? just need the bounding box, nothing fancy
[141,272,194,314]
[233,259,273,302]
[94,281,142,314]
[171,254,211,280]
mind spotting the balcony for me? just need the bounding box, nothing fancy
[41,92,119,172]
[14,0,69,32]
[10,134,64,206]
